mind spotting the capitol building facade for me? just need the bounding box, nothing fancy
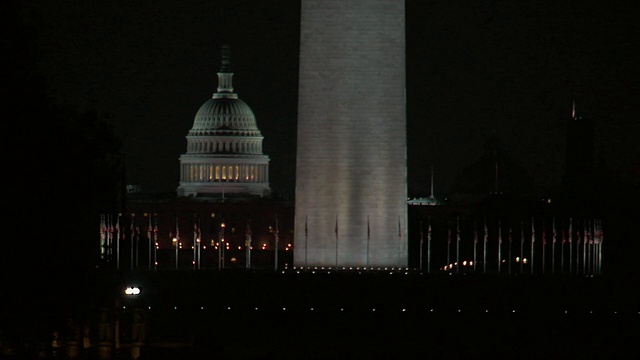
[177,45,271,198]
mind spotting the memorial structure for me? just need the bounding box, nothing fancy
[294,0,408,267]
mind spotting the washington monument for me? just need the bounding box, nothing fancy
[294,0,407,267]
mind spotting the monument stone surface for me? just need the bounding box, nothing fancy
[294,0,408,267]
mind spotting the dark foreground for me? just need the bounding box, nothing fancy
[2,269,639,359]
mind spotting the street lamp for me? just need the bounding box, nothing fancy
[173,238,178,269]
[124,287,141,296]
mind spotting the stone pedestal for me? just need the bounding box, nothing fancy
[131,342,145,360]
[96,341,113,360]
[66,340,81,360]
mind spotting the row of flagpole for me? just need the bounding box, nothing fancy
[418,217,603,276]
[99,213,283,271]
[100,214,160,271]
[100,213,603,275]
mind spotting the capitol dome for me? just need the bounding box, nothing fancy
[189,97,262,137]
[177,45,271,198]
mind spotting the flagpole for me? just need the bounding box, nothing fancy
[102,214,107,265]
[583,221,587,276]
[520,221,524,275]
[274,215,279,271]
[447,228,451,269]
[153,215,158,271]
[456,217,460,274]
[508,226,512,275]
[587,220,592,276]
[174,216,179,270]
[473,221,478,272]
[592,224,596,275]
[542,219,546,275]
[197,217,201,270]
[497,219,502,273]
[222,220,226,270]
[99,215,105,264]
[148,214,152,271]
[561,220,565,274]
[593,219,598,275]
[105,214,111,266]
[193,215,197,270]
[427,217,432,274]
[304,215,308,269]
[552,218,556,274]
[419,220,424,271]
[531,217,535,275]
[245,219,251,271]
[218,220,225,271]
[598,220,603,275]
[116,214,121,271]
[483,217,487,274]
[100,215,105,264]
[569,218,573,275]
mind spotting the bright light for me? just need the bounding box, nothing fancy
[516,257,520,262]
[124,287,141,295]
[523,258,528,264]
[462,261,467,266]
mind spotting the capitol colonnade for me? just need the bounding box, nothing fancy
[180,162,269,184]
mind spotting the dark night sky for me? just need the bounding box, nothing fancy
[21,0,639,199]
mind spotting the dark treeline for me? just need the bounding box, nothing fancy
[2,1,123,306]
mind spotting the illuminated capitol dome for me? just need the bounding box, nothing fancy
[177,45,271,198]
